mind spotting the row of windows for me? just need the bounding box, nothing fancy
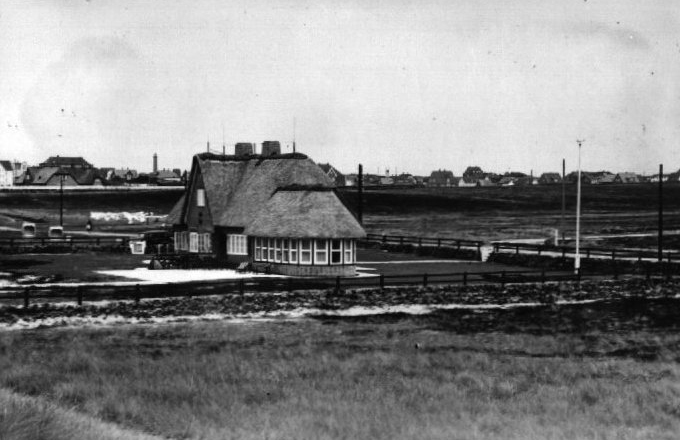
[254,238,354,265]
[174,231,212,253]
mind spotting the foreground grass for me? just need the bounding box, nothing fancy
[0,387,162,440]
[1,311,680,440]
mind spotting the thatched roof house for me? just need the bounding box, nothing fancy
[169,146,365,276]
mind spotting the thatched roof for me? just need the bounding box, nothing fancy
[198,154,335,227]
[166,194,185,225]
[244,189,365,238]
[172,153,365,238]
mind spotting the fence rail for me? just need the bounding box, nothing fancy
[0,236,131,246]
[0,266,674,308]
[493,242,680,263]
[364,233,483,250]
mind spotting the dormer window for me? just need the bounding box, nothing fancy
[196,189,205,207]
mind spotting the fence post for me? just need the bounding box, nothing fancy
[135,284,141,304]
[379,274,385,290]
[437,238,441,247]
[612,250,616,261]
[287,278,293,292]
[463,271,468,286]
[577,268,581,286]
[586,249,590,258]
[515,245,519,255]
[400,236,404,245]
[335,276,341,293]
[541,269,546,284]
[382,234,386,244]
[501,271,506,288]
[77,286,83,306]
[476,243,481,259]
[668,252,672,264]
[423,273,428,287]
[23,288,29,308]
[239,279,245,295]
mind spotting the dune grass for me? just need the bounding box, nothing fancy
[0,387,163,440]
[1,313,680,439]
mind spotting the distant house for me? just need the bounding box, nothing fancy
[568,171,614,184]
[650,174,670,183]
[114,169,139,181]
[39,156,93,169]
[476,177,496,187]
[168,145,365,277]
[614,172,639,184]
[318,163,346,187]
[539,173,562,185]
[0,161,13,186]
[499,176,517,186]
[153,169,182,186]
[594,173,616,184]
[30,167,104,186]
[393,173,417,186]
[428,169,455,187]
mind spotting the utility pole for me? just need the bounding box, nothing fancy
[658,163,663,263]
[575,140,584,275]
[357,164,364,224]
[561,158,566,243]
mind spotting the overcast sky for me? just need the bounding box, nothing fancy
[1,0,679,175]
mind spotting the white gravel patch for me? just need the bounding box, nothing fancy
[96,268,284,283]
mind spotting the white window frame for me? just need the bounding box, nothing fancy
[196,189,205,207]
[174,232,180,251]
[268,238,275,261]
[227,234,247,255]
[274,238,282,263]
[262,238,269,261]
[189,232,199,253]
[331,239,342,265]
[314,239,328,265]
[282,239,289,263]
[289,239,298,263]
[254,237,261,261]
[344,239,354,264]
[300,239,312,265]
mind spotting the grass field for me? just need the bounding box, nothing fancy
[2,185,679,241]
[1,301,680,439]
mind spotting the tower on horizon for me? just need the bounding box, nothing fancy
[153,153,158,173]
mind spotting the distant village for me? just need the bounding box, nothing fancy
[1,148,679,188]
[0,153,186,187]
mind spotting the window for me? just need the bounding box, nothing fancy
[344,239,354,263]
[189,232,198,253]
[314,239,328,265]
[174,232,180,251]
[267,238,276,261]
[282,239,289,263]
[273,239,280,262]
[199,233,212,253]
[262,238,269,261]
[254,237,261,260]
[196,189,205,207]
[227,234,247,255]
[289,239,298,263]
[300,239,312,264]
[331,239,342,264]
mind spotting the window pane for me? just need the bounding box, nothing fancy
[196,189,205,207]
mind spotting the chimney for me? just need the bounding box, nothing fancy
[261,141,281,157]
[153,153,158,173]
[235,142,255,156]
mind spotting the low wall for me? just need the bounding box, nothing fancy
[253,262,356,277]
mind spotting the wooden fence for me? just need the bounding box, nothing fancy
[0,236,131,252]
[0,267,673,308]
[492,242,680,263]
[363,233,483,252]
